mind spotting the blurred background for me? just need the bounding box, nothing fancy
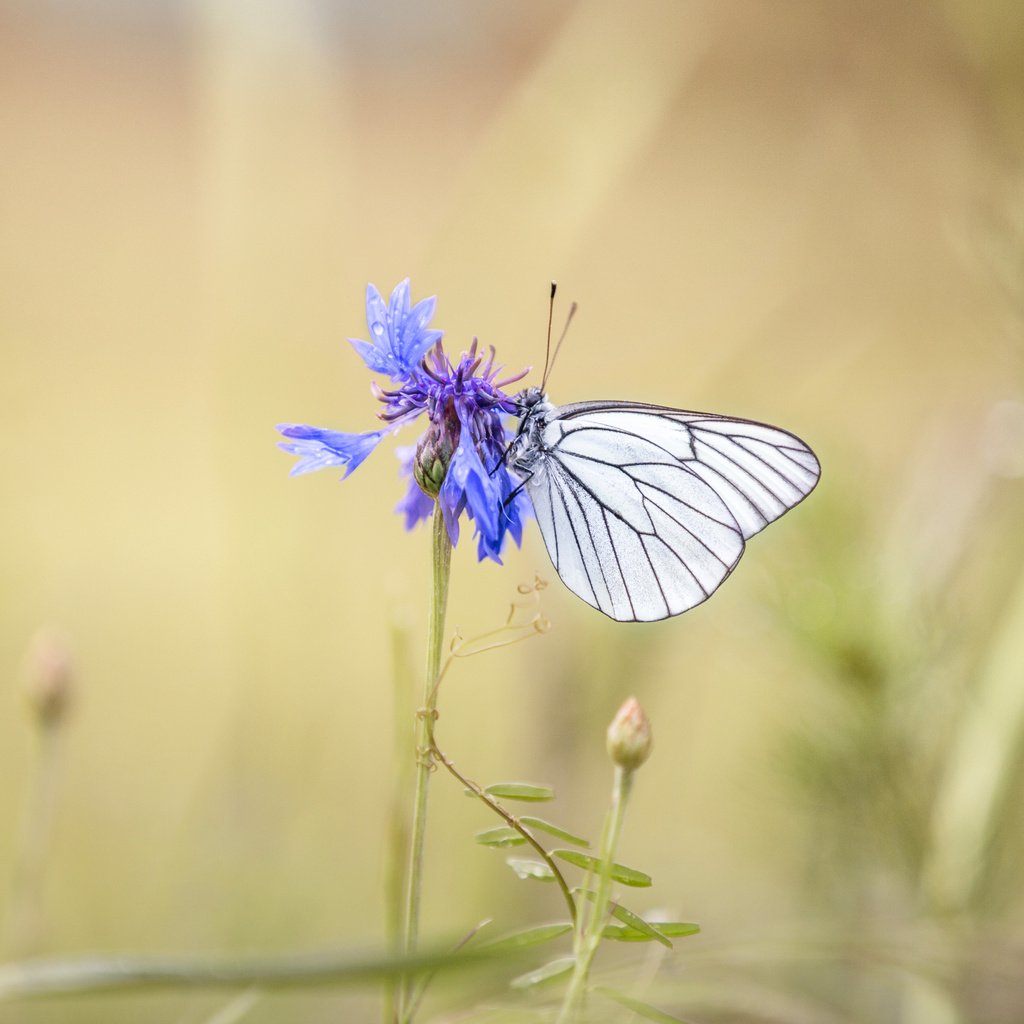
[2,0,1024,1021]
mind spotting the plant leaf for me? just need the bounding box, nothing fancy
[553,850,652,887]
[645,922,700,939]
[509,956,575,990]
[600,920,699,943]
[484,783,555,802]
[474,826,527,848]
[595,987,694,1022]
[519,817,590,847]
[602,924,660,942]
[606,909,671,948]
[577,888,671,942]
[506,858,556,882]
[479,923,572,952]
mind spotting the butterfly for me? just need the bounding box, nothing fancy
[504,288,820,622]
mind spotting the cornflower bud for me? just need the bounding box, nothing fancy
[23,629,74,726]
[606,697,652,771]
[413,405,460,499]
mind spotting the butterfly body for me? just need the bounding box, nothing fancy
[508,389,820,623]
[507,386,556,475]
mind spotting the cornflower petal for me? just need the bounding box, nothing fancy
[277,424,387,479]
[389,278,411,323]
[438,442,487,550]
[496,465,531,548]
[349,279,443,382]
[438,407,507,562]
[475,465,531,563]
[281,279,533,563]
[462,456,500,551]
[348,338,395,377]
[401,296,443,367]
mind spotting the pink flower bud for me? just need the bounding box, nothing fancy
[606,697,652,771]
[23,629,74,726]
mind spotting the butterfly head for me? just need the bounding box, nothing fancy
[514,386,547,414]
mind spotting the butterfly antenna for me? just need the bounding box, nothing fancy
[539,281,557,390]
[543,300,577,391]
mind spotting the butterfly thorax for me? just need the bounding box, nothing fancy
[508,387,555,474]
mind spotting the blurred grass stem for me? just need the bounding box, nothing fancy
[201,985,262,1024]
[398,510,452,1023]
[0,944,509,999]
[4,718,65,956]
[558,765,634,1023]
[922,561,1024,914]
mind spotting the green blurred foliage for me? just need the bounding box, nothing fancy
[2,0,1024,1021]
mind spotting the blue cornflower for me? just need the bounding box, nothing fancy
[278,280,532,563]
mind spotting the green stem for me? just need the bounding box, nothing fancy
[384,612,414,1024]
[557,765,634,1024]
[398,511,452,1023]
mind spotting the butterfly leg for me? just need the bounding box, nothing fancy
[501,473,532,513]
[488,442,514,477]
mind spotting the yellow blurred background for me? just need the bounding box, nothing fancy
[2,1,1024,1021]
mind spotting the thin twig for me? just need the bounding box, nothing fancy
[426,730,577,929]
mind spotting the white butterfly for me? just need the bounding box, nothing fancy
[503,287,820,624]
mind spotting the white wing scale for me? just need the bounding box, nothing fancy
[519,401,820,622]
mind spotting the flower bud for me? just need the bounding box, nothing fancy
[412,407,460,498]
[23,629,74,726]
[606,697,652,771]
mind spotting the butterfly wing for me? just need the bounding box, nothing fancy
[522,401,820,622]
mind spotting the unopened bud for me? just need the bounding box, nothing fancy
[23,629,74,726]
[606,697,652,771]
[413,407,460,498]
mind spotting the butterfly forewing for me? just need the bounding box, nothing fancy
[554,401,820,539]
[517,399,820,623]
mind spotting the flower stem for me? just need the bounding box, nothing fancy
[557,765,634,1023]
[383,611,414,1024]
[5,719,65,956]
[398,510,452,1023]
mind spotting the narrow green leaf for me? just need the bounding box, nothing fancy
[647,922,700,939]
[479,923,572,953]
[608,909,671,948]
[602,925,659,942]
[601,921,699,943]
[519,817,590,847]
[509,956,575,990]
[575,887,670,946]
[484,783,555,802]
[595,987,694,1022]
[553,850,652,887]
[474,826,527,848]
[506,858,556,882]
